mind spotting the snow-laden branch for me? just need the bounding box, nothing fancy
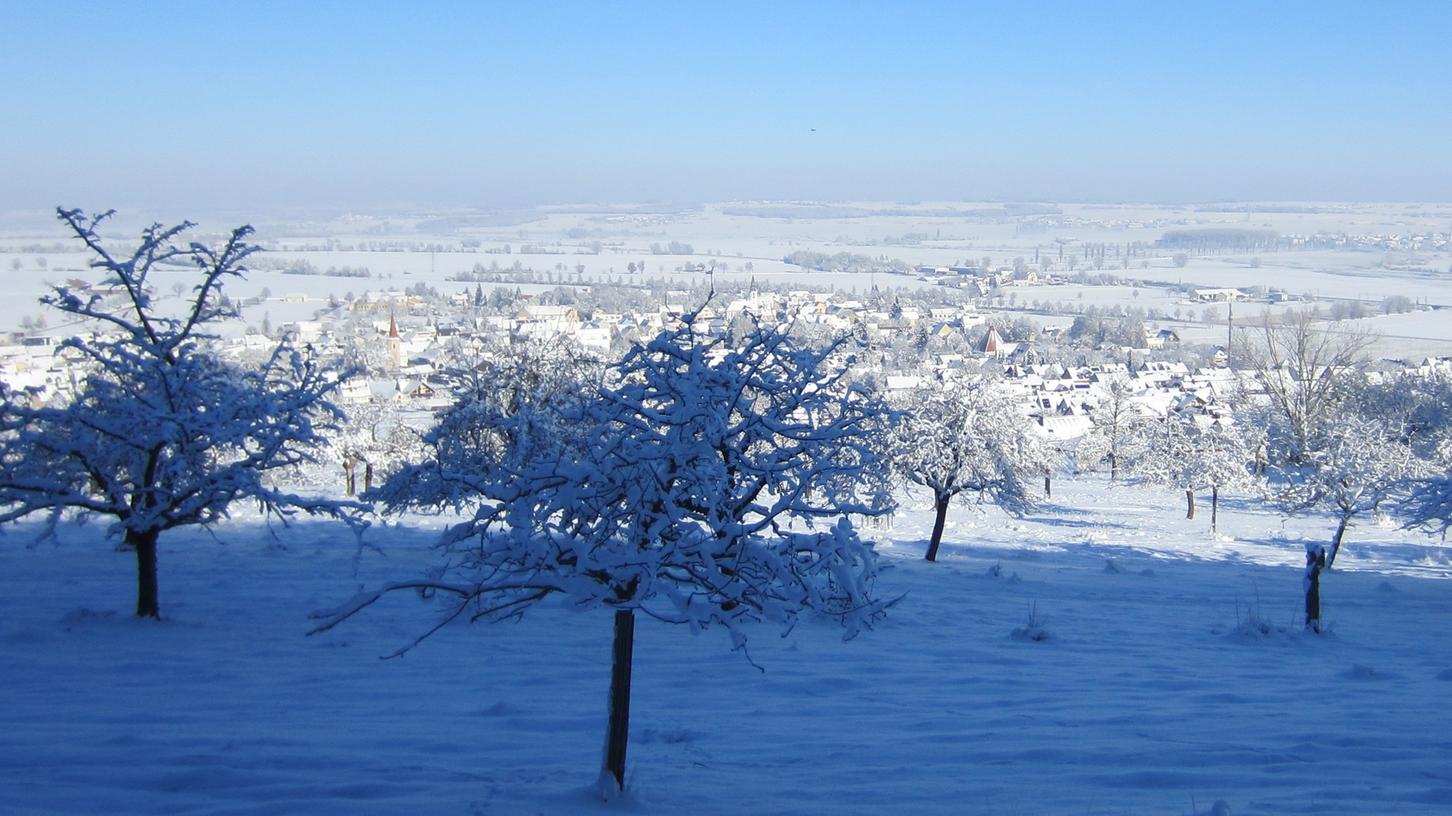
[341,312,897,652]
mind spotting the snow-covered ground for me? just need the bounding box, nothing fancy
[4,201,1450,333]
[3,475,1450,815]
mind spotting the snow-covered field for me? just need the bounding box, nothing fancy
[3,475,1450,815]
[4,201,1450,334]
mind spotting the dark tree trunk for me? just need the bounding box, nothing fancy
[1185,489,1195,520]
[1109,452,1118,482]
[1044,475,1051,499]
[1304,544,1326,632]
[1327,516,1350,568]
[925,492,951,562]
[128,528,160,619]
[603,608,636,793]
[1211,485,1219,533]
[364,463,374,493]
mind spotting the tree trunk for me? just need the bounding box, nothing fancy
[344,458,356,496]
[1327,516,1350,569]
[602,608,636,794]
[925,493,951,562]
[1211,486,1219,533]
[1044,475,1051,499]
[364,463,374,493]
[1185,489,1195,520]
[1109,452,1118,482]
[1304,543,1326,632]
[128,528,160,619]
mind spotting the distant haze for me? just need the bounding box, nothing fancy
[3,1,1450,212]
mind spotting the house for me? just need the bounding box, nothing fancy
[885,375,925,394]
[1193,288,1246,303]
[1143,327,1181,349]
[1036,414,1093,442]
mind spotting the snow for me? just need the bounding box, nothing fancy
[6,201,1450,344]
[3,474,1451,815]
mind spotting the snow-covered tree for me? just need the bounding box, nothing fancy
[366,339,603,510]
[1078,378,1149,481]
[1131,413,1251,532]
[333,399,427,496]
[1343,371,1452,542]
[0,208,365,618]
[314,314,894,795]
[1402,471,1452,539]
[1357,369,1452,467]
[1277,410,1424,569]
[889,379,1052,561]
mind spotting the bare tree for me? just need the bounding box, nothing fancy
[1237,310,1375,464]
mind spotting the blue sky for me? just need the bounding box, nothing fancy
[2,1,1449,211]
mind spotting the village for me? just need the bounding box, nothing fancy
[6,272,1450,496]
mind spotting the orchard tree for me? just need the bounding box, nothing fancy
[1278,409,1424,632]
[1079,378,1149,481]
[1279,410,1424,570]
[1239,311,1373,464]
[889,379,1052,561]
[314,313,895,796]
[1402,469,1452,539]
[366,338,603,510]
[334,399,427,497]
[1131,412,1251,532]
[0,208,365,618]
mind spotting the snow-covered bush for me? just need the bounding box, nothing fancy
[0,208,365,618]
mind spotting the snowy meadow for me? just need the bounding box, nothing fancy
[2,475,1450,816]
[3,203,1452,816]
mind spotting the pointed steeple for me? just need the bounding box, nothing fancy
[979,324,1003,356]
[386,309,402,371]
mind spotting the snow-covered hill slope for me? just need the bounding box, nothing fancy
[2,476,1449,815]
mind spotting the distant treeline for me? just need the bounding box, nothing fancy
[1157,229,1280,252]
[783,250,911,274]
[724,204,1060,221]
[280,260,371,278]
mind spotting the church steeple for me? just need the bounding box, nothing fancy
[387,310,402,371]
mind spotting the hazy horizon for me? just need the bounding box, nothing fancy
[4,1,1450,212]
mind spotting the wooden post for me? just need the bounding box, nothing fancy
[1304,543,1326,633]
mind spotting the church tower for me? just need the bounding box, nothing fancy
[387,311,402,371]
